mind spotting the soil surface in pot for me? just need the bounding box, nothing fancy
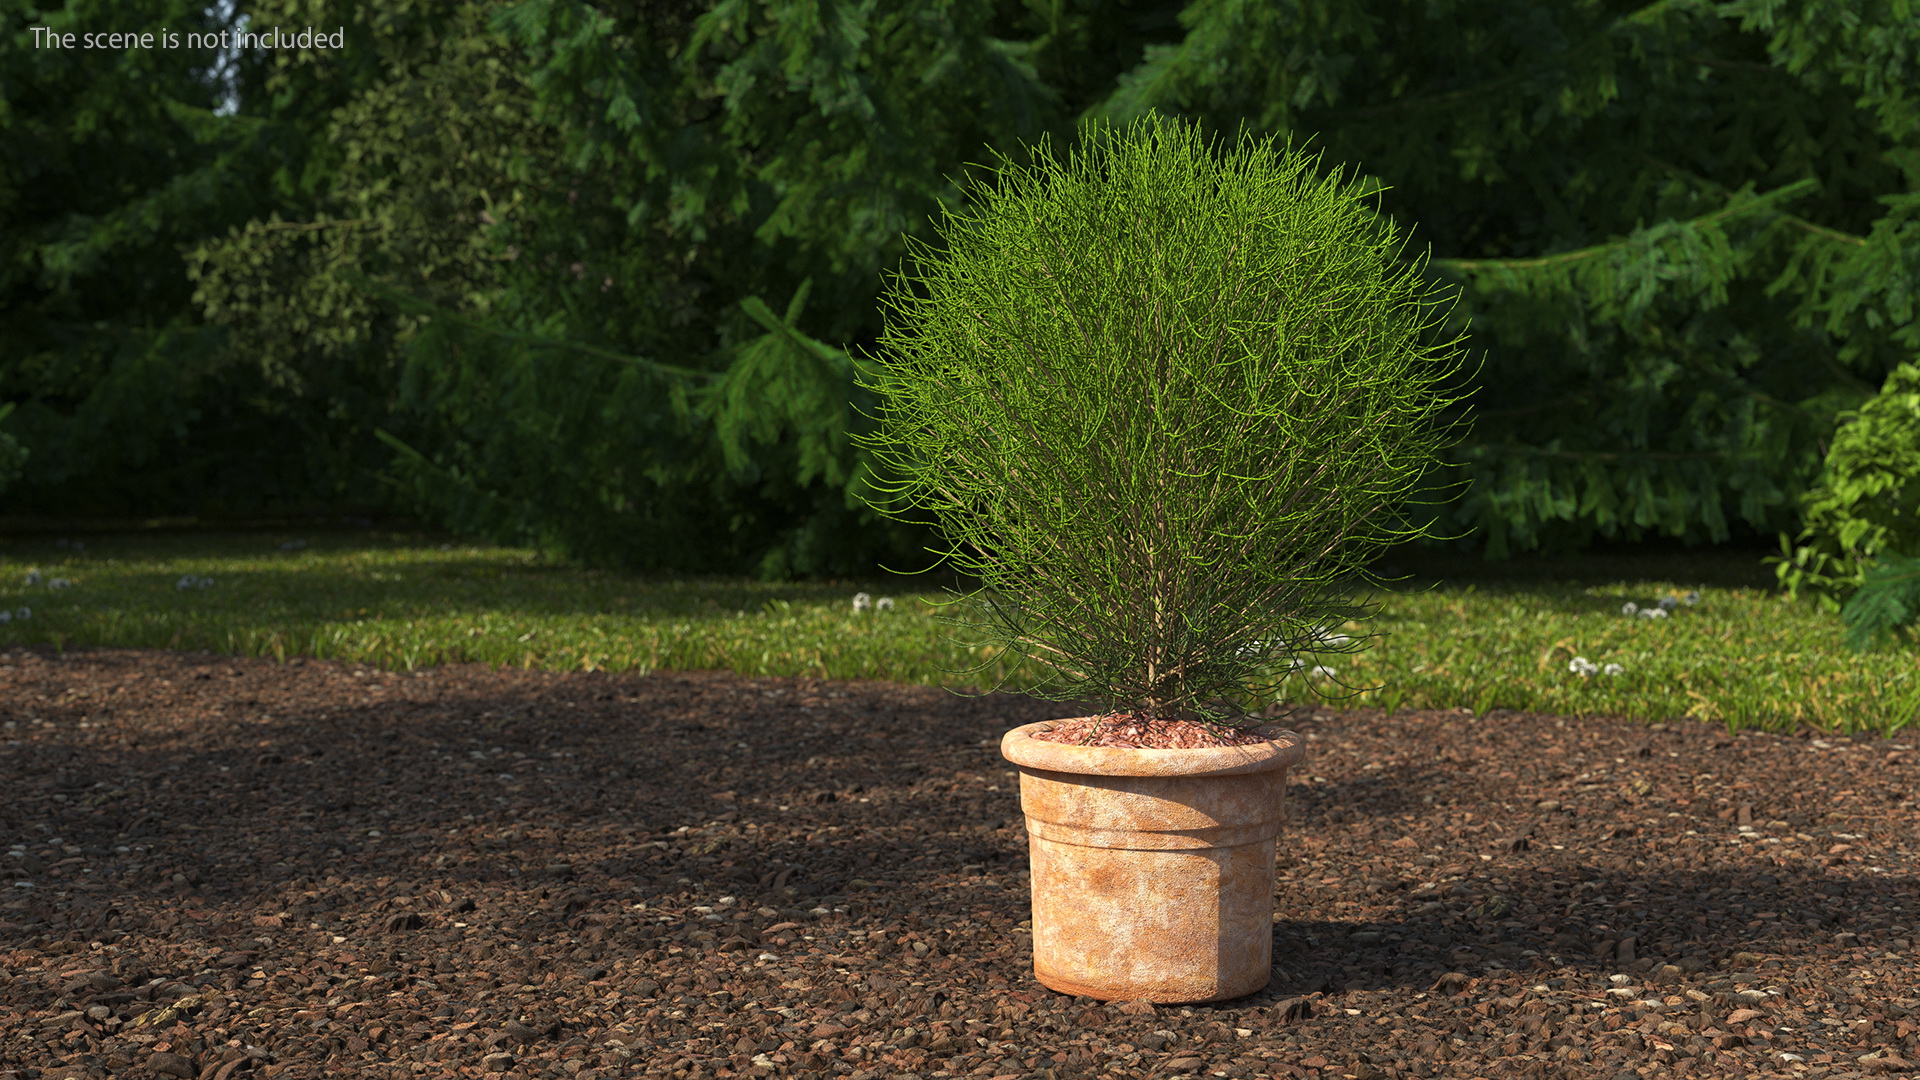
[1028,716,1273,748]
[2,645,1916,1080]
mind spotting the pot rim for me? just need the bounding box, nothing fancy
[1000,719,1306,778]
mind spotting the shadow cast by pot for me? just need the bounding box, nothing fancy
[1238,865,1910,1007]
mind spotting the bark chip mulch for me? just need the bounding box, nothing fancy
[2,645,1917,1080]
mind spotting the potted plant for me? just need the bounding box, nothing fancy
[854,110,1474,1004]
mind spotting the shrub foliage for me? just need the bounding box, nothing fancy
[856,113,1474,722]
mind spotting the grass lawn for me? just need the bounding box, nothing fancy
[0,526,1913,736]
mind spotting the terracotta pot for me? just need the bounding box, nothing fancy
[999,719,1307,1004]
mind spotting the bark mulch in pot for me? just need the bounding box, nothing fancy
[1,645,1916,1080]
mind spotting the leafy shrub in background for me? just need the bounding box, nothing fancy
[1841,554,1920,651]
[1769,360,1920,649]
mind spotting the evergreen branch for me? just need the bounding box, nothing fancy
[370,427,509,514]
[1457,446,1751,462]
[1321,0,1705,123]
[1321,72,1532,122]
[336,268,721,382]
[249,218,376,232]
[1471,392,1597,421]
[1680,360,1819,418]
[1430,176,1819,274]
[1683,55,1788,75]
[1637,155,1868,248]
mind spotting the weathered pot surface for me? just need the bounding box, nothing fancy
[1001,719,1307,1004]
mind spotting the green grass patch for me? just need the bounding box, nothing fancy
[0,529,1912,736]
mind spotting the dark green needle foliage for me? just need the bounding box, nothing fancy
[857,111,1475,728]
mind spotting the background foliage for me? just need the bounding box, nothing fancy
[3,1,1917,620]
[1,0,302,512]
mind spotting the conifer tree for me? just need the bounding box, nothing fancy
[0,0,315,512]
[42,0,1913,598]
[1065,0,1917,557]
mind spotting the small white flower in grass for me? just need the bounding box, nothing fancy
[1621,602,1638,616]
[1657,596,1678,611]
[1639,608,1666,620]
[1310,665,1337,679]
[1603,663,1624,676]
[177,575,197,591]
[48,578,71,590]
[875,596,895,612]
[1682,590,1700,605]
[1569,657,1599,677]
[22,570,40,587]
[851,592,871,612]
[13,608,26,620]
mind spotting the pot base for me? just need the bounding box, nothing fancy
[1033,967,1271,1006]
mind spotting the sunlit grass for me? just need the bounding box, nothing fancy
[0,529,1912,736]
[1318,579,1919,737]
[0,529,1027,686]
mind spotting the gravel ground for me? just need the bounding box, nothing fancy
[2,645,1917,1080]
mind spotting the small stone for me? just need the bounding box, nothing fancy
[1270,996,1314,1020]
[482,1051,516,1072]
[1166,1058,1205,1071]
[503,1020,543,1041]
[147,1051,197,1078]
